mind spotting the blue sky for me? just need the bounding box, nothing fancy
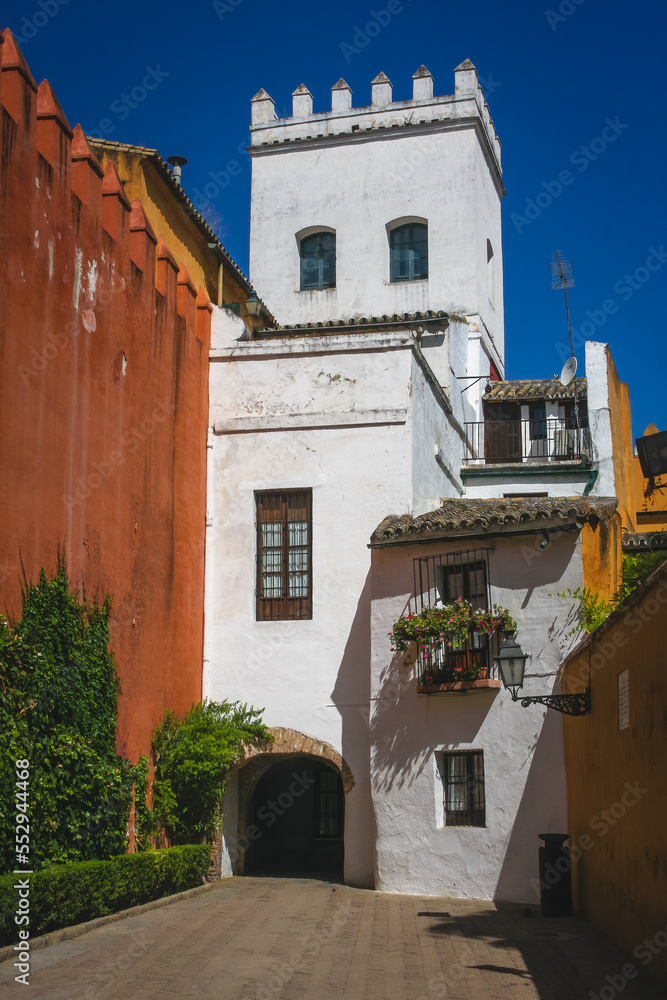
[4,0,665,437]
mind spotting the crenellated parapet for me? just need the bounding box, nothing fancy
[0,26,212,768]
[249,60,501,175]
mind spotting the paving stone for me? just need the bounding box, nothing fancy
[0,876,664,999]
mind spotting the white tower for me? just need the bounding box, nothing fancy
[248,60,505,373]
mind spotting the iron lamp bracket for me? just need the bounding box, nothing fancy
[510,687,591,717]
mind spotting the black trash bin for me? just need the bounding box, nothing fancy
[538,833,572,917]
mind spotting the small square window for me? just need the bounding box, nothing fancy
[439,750,485,827]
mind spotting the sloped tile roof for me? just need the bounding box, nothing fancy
[370,496,617,546]
[255,310,448,336]
[484,378,587,402]
[87,138,276,325]
[622,531,667,551]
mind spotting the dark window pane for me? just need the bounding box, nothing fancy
[300,232,336,290]
[529,402,547,441]
[390,223,428,282]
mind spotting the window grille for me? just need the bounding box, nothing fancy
[413,548,491,614]
[256,490,312,621]
[299,232,336,290]
[389,223,428,282]
[412,549,495,683]
[441,750,486,827]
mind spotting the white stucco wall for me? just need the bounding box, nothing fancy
[585,340,616,499]
[462,469,592,499]
[248,67,504,367]
[205,322,467,887]
[369,531,581,902]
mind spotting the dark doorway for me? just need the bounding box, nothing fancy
[245,757,344,880]
[484,402,521,464]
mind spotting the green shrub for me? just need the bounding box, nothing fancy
[0,558,146,871]
[151,701,273,845]
[0,844,211,946]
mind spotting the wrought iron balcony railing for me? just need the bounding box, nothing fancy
[417,631,497,687]
[463,419,592,466]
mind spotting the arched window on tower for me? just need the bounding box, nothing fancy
[389,221,428,283]
[299,231,336,290]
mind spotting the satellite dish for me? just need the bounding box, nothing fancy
[559,357,577,387]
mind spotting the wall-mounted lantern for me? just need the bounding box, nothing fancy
[496,634,591,717]
[245,290,262,318]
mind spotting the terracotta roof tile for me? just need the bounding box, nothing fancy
[622,531,667,551]
[370,496,617,546]
[87,137,276,326]
[255,310,448,336]
[484,378,587,402]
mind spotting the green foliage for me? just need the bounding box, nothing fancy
[0,558,144,872]
[151,701,273,846]
[619,550,667,602]
[0,845,211,946]
[560,552,667,637]
[572,587,616,635]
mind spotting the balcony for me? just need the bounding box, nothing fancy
[463,419,592,467]
[416,631,500,694]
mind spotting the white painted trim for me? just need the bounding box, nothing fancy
[210,331,414,360]
[213,408,408,435]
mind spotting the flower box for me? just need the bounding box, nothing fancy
[417,679,501,695]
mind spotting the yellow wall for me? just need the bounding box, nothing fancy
[93,146,254,322]
[561,562,667,992]
[581,512,622,602]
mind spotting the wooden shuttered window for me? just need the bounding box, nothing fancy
[256,490,312,621]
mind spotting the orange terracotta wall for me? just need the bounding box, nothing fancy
[561,562,667,993]
[0,30,210,763]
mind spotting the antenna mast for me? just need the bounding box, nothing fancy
[550,251,581,432]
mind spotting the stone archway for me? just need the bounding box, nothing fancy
[234,727,355,793]
[210,729,354,878]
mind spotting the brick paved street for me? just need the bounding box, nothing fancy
[0,877,664,1000]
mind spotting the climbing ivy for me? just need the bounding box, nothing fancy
[150,701,273,846]
[0,558,146,872]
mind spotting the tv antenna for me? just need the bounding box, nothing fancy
[550,251,575,358]
[550,250,581,431]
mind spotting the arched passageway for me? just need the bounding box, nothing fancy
[244,755,344,880]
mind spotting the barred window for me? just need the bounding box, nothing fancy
[256,490,312,621]
[414,548,491,613]
[440,751,485,827]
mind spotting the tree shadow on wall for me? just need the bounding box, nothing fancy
[367,599,491,796]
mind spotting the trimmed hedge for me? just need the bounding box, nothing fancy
[0,844,211,946]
